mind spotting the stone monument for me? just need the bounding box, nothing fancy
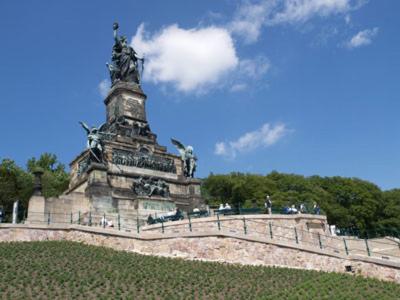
[27,23,204,226]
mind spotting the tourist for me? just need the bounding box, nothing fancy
[313,203,321,215]
[219,203,224,211]
[224,203,231,210]
[0,207,3,223]
[193,207,200,213]
[147,215,154,225]
[100,216,107,227]
[299,203,306,214]
[289,205,298,214]
[265,195,272,215]
[282,205,289,214]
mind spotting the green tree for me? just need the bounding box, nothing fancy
[202,171,392,232]
[0,153,69,215]
[378,189,400,231]
[266,172,327,210]
[26,153,70,198]
[202,173,276,208]
[0,159,33,213]
[201,173,234,206]
[315,177,382,231]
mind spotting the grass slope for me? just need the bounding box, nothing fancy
[0,241,398,299]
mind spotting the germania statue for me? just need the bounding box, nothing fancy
[107,22,144,86]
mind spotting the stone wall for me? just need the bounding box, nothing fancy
[27,194,91,225]
[1,224,399,283]
[25,212,400,262]
[142,214,330,247]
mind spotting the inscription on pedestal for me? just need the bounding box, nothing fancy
[112,149,176,173]
[141,200,176,211]
[106,92,147,124]
[125,97,145,120]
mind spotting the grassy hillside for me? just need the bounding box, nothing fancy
[0,241,398,299]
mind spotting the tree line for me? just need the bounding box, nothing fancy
[0,153,69,217]
[202,172,400,232]
[1,154,399,233]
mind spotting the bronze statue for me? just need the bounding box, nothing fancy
[107,22,144,85]
[132,177,170,197]
[79,121,114,163]
[171,138,197,178]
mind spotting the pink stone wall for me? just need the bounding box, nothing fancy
[1,224,399,284]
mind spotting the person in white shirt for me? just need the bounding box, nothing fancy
[265,195,272,215]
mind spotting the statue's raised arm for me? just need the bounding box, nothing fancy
[113,22,120,43]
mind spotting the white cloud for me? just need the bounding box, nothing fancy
[132,24,239,92]
[227,56,270,92]
[344,14,351,24]
[239,56,271,79]
[270,0,352,25]
[230,2,271,44]
[98,79,110,97]
[230,83,248,92]
[230,0,365,43]
[125,1,366,94]
[215,123,288,159]
[215,142,229,156]
[346,27,378,49]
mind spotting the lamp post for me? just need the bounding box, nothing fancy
[33,168,44,196]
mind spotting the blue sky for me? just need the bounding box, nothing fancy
[0,1,399,190]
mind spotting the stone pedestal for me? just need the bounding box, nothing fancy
[27,195,46,224]
[104,82,147,124]
[85,163,114,213]
[173,178,203,211]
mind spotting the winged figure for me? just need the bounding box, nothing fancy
[171,138,197,178]
[79,121,111,163]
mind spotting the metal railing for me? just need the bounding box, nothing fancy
[210,205,325,216]
[2,210,399,262]
[336,226,400,240]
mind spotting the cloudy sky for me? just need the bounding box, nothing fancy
[1,1,399,189]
